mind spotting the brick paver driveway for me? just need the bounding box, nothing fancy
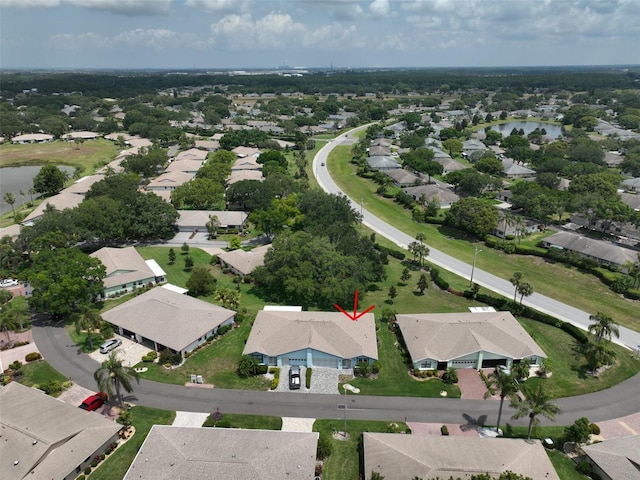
[456,369,490,400]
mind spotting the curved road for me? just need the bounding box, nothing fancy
[313,129,640,352]
[32,127,640,428]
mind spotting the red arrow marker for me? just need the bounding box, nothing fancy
[334,290,375,321]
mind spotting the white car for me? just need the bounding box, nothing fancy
[0,279,19,288]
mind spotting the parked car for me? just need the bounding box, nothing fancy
[289,366,301,390]
[0,279,19,288]
[495,365,511,376]
[79,392,108,411]
[99,338,122,354]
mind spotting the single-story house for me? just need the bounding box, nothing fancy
[541,231,639,269]
[218,244,271,276]
[371,138,392,147]
[176,210,248,232]
[232,146,261,158]
[385,168,421,187]
[62,131,101,141]
[21,190,85,226]
[146,171,195,191]
[64,174,104,195]
[403,184,460,208]
[493,211,541,238]
[227,169,264,184]
[11,133,54,143]
[621,177,640,192]
[175,147,208,162]
[396,311,546,371]
[580,435,640,480]
[231,156,262,171]
[363,433,560,480]
[123,426,318,480]
[369,145,391,157]
[502,161,536,178]
[429,148,466,173]
[243,309,378,369]
[101,287,236,356]
[165,158,205,175]
[194,139,219,151]
[621,192,640,211]
[367,155,400,171]
[1,382,121,480]
[462,138,488,157]
[90,246,165,298]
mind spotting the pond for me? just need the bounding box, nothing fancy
[487,121,564,139]
[0,165,75,216]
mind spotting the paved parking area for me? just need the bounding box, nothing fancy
[457,369,491,400]
[87,334,152,368]
[272,366,340,394]
[281,417,315,432]
[172,411,210,427]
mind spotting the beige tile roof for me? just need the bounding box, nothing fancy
[90,246,157,289]
[124,426,318,480]
[581,435,640,480]
[11,133,54,142]
[175,148,208,162]
[232,146,261,158]
[147,170,195,189]
[62,131,101,140]
[232,156,262,171]
[1,382,120,480]
[65,174,104,194]
[177,210,248,229]
[396,311,545,363]
[102,287,236,352]
[22,190,85,224]
[403,184,460,205]
[364,433,560,480]
[218,245,270,275]
[165,158,205,173]
[228,170,264,184]
[243,310,378,360]
[194,139,220,150]
[543,231,639,267]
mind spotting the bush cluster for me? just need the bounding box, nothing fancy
[270,368,280,390]
[142,351,158,362]
[374,243,406,260]
[440,425,449,436]
[25,352,42,362]
[430,267,450,290]
[305,367,312,388]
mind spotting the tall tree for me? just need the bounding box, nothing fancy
[3,192,16,218]
[588,312,620,345]
[517,282,533,304]
[510,384,561,440]
[73,305,103,349]
[417,274,428,294]
[94,351,140,407]
[33,165,68,195]
[484,369,519,433]
[510,272,523,303]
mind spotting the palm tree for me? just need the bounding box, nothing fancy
[584,340,616,374]
[588,312,620,345]
[510,383,561,440]
[1,298,30,331]
[3,192,16,218]
[0,309,19,344]
[408,241,420,263]
[74,305,103,350]
[510,272,523,303]
[517,282,533,304]
[94,351,140,407]
[484,368,519,433]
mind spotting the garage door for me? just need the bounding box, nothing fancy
[451,359,477,368]
[283,357,307,367]
[313,358,339,368]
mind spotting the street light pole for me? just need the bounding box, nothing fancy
[342,383,360,437]
[470,246,482,287]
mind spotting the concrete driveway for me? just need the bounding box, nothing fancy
[87,334,152,368]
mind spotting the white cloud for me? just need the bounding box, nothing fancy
[210,12,307,50]
[65,0,170,15]
[49,28,198,50]
[185,0,250,13]
[0,0,60,7]
[303,23,363,49]
[369,0,390,16]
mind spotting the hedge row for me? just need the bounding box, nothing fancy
[374,243,406,260]
[466,291,589,345]
[430,267,450,290]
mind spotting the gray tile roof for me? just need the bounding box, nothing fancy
[101,287,235,352]
[403,184,460,205]
[367,156,400,170]
[90,246,157,289]
[124,426,318,480]
[396,311,545,363]
[384,168,421,186]
[542,231,639,266]
[364,433,560,480]
[1,382,120,480]
[243,310,378,360]
[581,435,640,480]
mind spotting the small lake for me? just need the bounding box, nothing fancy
[488,121,563,139]
[0,165,75,216]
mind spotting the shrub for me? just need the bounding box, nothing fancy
[354,361,372,378]
[305,367,312,388]
[441,425,449,436]
[564,417,591,444]
[158,348,172,365]
[78,475,85,480]
[576,461,593,475]
[256,364,268,374]
[589,423,600,435]
[503,242,516,254]
[237,355,258,377]
[270,368,280,390]
[43,380,62,395]
[10,360,22,370]
[90,460,98,468]
[101,323,114,340]
[25,352,42,362]
[317,434,332,460]
[217,324,232,336]
[84,467,92,475]
[372,360,381,374]
[430,267,450,290]
[442,367,458,384]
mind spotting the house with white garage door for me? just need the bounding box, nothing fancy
[396,311,545,371]
[243,309,378,369]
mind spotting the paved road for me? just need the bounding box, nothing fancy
[32,318,640,427]
[313,130,640,352]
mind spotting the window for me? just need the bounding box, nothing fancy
[420,361,433,369]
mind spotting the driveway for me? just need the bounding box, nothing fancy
[87,334,152,368]
[272,366,340,395]
[457,369,490,400]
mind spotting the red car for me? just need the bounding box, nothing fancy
[79,392,108,411]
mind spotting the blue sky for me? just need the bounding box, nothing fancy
[1,0,639,70]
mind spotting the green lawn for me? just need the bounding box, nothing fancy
[314,419,409,480]
[343,318,461,398]
[518,318,640,398]
[18,360,68,391]
[328,144,640,332]
[202,412,282,430]
[546,450,590,480]
[89,406,175,480]
[67,325,104,353]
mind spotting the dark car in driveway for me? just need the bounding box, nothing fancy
[79,392,108,411]
[289,366,301,390]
